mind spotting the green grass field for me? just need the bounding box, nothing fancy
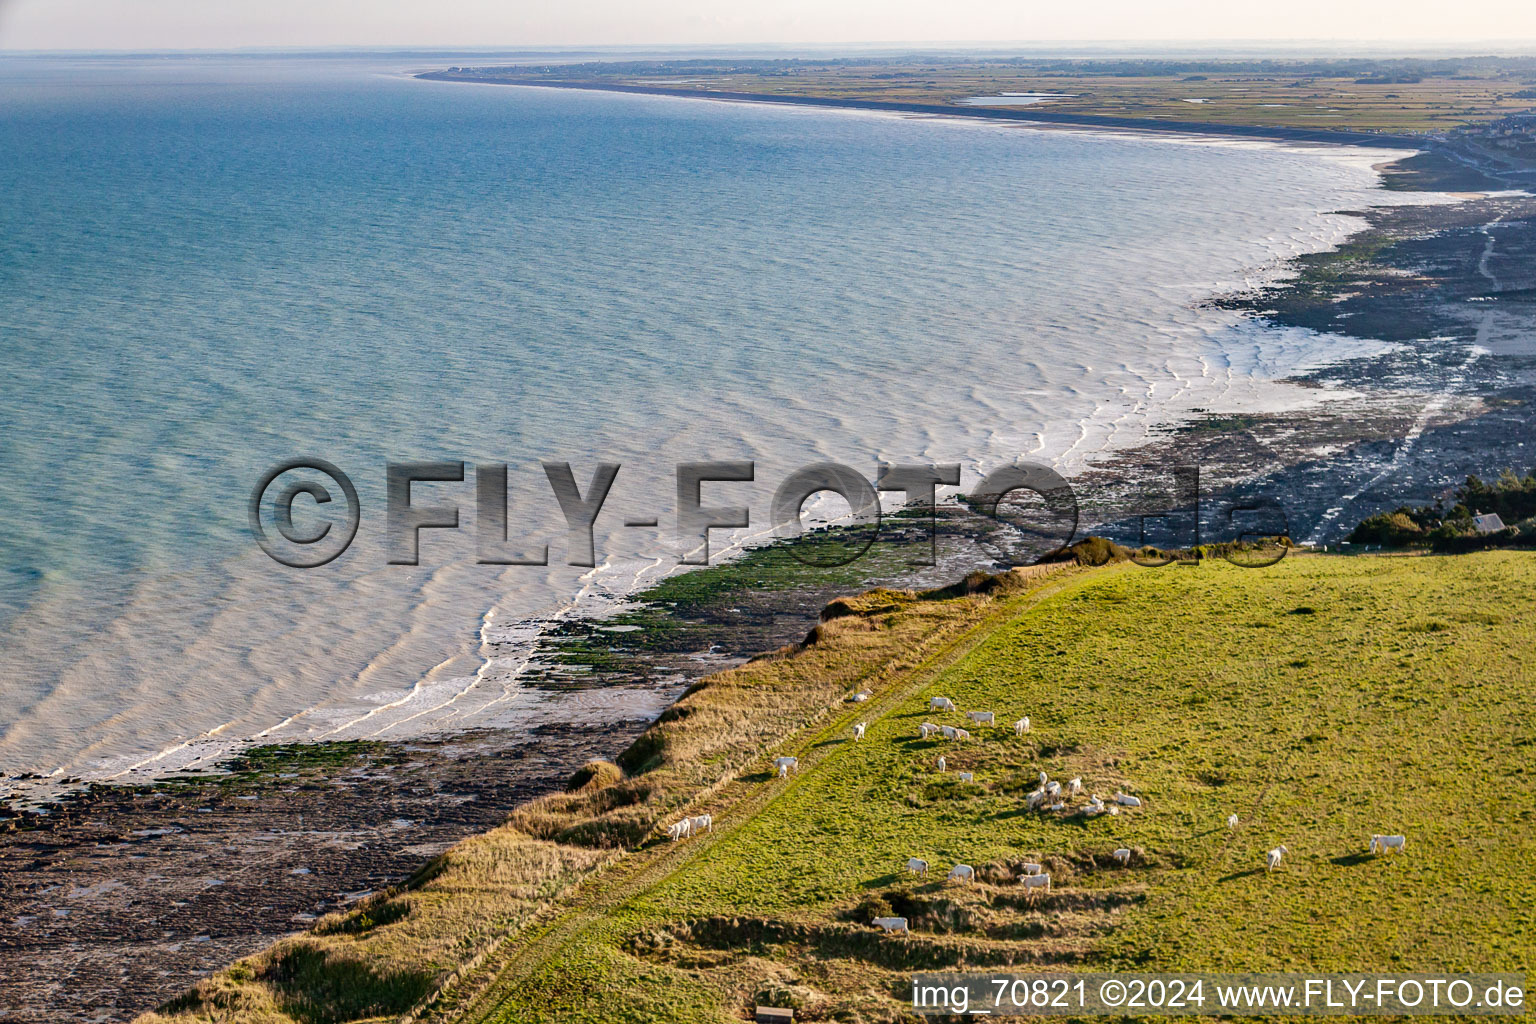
[470,552,1536,1023]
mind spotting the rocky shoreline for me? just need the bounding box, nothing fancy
[0,728,657,1022]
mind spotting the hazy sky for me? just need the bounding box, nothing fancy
[2,0,1534,52]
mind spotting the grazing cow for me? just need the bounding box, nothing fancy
[948,864,974,882]
[929,697,956,711]
[937,755,947,772]
[1112,847,1131,866]
[774,756,798,779]
[1026,788,1047,811]
[1021,873,1051,893]
[1369,834,1407,855]
[852,722,866,742]
[689,814,713,834]
[1014,716,1031,736]
[1021,862,1043,875]
[1227,813,1239,829]
[958,772,974,783]
[872,916,909,934]
[1266,845,1288,872]
[951,728,971,742]
[1045,781,1061,799]
[1067,777,1082,796]
[1114,793,1141,808]
[666,819,692,842]
[966,711,995,726]
[906,857,928,876]
[940,725,958,739]
[919,722,940,739]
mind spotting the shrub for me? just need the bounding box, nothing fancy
[566,759,623,793]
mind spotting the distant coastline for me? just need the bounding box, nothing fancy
[415,70,1430,150]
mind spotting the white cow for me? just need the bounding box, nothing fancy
[666,819,692,842]
[774,756,798,779]
[1112,847,1131,866]
[1038,771,1049,787]
[1266,845,1288,872]
[948,864,974,882]
[1014,716,1031,736]
[1021,862,1043,875]
[951,728,971,742]
[1026,788,1047,811]
[929,697,956,711]
[872,916,909,933]
[689,814,713,834]
[940,725,959,739]
[1045,781,1061,799]
[1067,777,1082,797]
[1369,834,1407,855]
[1114,793,1141,808]
[1227,813,1239,829]
[958,772,974,783]
[852,722,866,742]
[919,722,940,739]
[1021,872,1051,893]
[906,857,928,876]
[1048,802,1066,812]
[966,711,995,726]
[850,690,872,703]
[937,755,947,773]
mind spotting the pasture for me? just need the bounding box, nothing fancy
[475,552,1536,1022]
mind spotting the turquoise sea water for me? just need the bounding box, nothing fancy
[0,55,1424,780]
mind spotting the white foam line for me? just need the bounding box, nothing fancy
[99,719,241,781]
[368,556,623,736]
[438,557,620,723]
[254,711,305,739]
[313,671,443,741]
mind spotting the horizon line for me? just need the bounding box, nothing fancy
[7,39,1536,57]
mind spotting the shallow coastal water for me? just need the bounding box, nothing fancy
[957,92,1075,106]
[0,55,1439,785]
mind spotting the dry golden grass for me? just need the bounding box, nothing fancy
[139,829,615,1024]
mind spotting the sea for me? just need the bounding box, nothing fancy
[0,52,1442,789]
